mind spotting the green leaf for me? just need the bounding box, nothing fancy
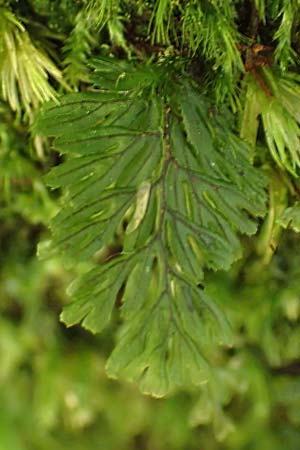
[242,70,300,175]
[0,7,64,116]
[36,58,266,396]
[278,202,300,232]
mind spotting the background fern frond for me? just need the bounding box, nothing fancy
[86,0,121,29]
[85,0,129,52]
[181,1,243,104]
[149,0,175,45]
[278,201,300,232]
[273,0,299,70]
[63,10,96,88]
[0,7,64,116]
[241,69,300,174]
[254,0,266,22]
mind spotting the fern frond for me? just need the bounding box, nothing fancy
[181,1,203,53]
[273,0,298,70]
[241,69,300,175]
[85,0,129,53]
[149,0,175,45]
[190,367,237,441]
[85,0,120,29]
[278,202,300,232]
[181,1,243,104]
[254,0,266,22]
[0,7,64,116]
[63,10,96,88]
[35,58,266,396]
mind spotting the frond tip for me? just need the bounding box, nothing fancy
[241,69,300,175]
[0,7,64,116]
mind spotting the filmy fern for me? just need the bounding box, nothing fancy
[86,0,121,28]
[63,10,96,88]
[0,7,64,117]
[273,0,297,70]
[85,0,129,52]
[278,202,300,232]
[270,0,300,71]
[181,1,243,104]
[241,69,300,175]
[36,58,266,396]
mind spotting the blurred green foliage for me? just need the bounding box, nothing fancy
[1,1,300,449]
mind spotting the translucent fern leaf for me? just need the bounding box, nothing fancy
[35,59,266,396]
[242,70,300,175]
[86,0,121,29]
[273,0,297,70]
[0,7,64,116]
[84,0,129,53]
[278,202,300,232]
[181,1,243,104]
[63,10,96,87]
[149,0,174,44]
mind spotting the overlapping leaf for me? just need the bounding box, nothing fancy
[241,69,300,175]
[36,59,266,396]
[278,202,300,232]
